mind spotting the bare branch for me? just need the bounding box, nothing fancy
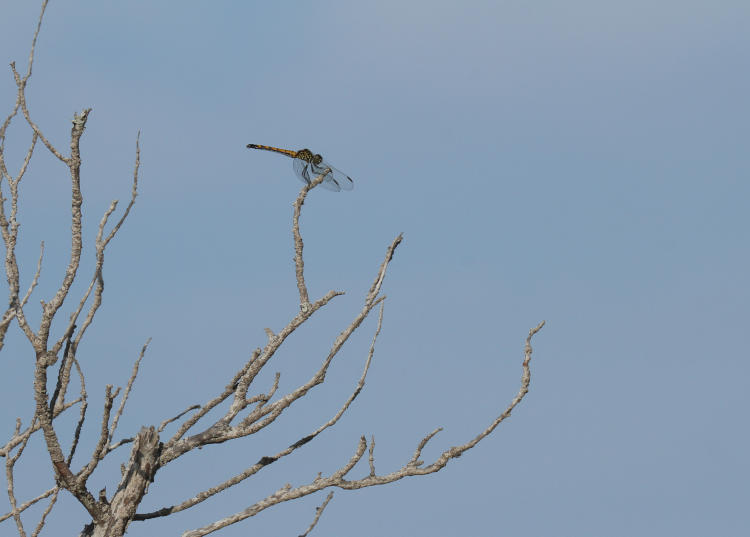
[30,487,59,537]
[0,398,81,458]
[34,107,89,349]
[20,241,44,308]
[108,338,151,445]
[65,357,88,465]
[367,234,403,305]
[106,437,134,453]
[57,133,140,358]
[32,352,103,521]
[292,172,329,307]
[245,372,280,406]
[78,385,119,486]
[0,487,56,523]
[181,437,368,537]
[158,405,201,434]
[298,492,334,537]
[5,418,33,535]
[49,323,76,415]
[10,0,67,166]
[136,299,387,520]
[0,239,42,350]
[368,435,376,477]
[161,291,346,462]
[0,128,40,347]
[0,309,16,348]
[157,229,399,477]
[0,3,51,350]
[408,427,443,468]
[178,321,544,536]
[165,348,262,448]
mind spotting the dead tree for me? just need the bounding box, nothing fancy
[0,3,545,536]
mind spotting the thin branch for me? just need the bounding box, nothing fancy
[368,435,376,477]
[298,492,334,537]
[77,385,119,486]
[65,133,140,354]
[178,321,544,536]
[245,372,280,406]
[0,3,50,350]
[181,437,368,537]
[0,487,56,523]
[32,351,103,521]
[10,4,67,166]
[46,134,140,422]
[49,322,76,414]
[5,418,33,536]
[0,239,42,350]
[136,301,388,520]
[408,428,442,467]
[158,405,201,434]
[166,348,262,447]
[108,338,151,445]
[57,135,139,357]
[0,398,81,458]
[0,128,39,347]
[161,293,343,462]
[20,240,44,307]
[159,231,400,472]
[106,437,134,453]
[65,357,88,466]
[35,107,90,348]
[30,487,59,537]
[292,172,329,307]
[366,234,403,305]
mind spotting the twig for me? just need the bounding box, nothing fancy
[0,398,81,458]
[0,486,56,523]
[78,385,119,485]
[178,321,544,536]
[182,437,368,536]
[298,492,334,537]
[65,357,88,465]
[4,418,32,535]
[158,405,201,434]
[30,487,59,537]
[292,171,329,308]
[108,338,151,444]
[135,300,389,520]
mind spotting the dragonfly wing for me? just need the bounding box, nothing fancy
[293,157,313,186]
[317,160,354,191]
[305,160,340,191]
[292,156,354,192]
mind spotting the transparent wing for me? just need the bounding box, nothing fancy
[315,160,354,191]
[293,157,312,186]
[293,158,354,192]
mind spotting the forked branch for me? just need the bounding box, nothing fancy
[181,321,545,537]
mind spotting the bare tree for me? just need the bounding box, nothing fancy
[0,3,545,537]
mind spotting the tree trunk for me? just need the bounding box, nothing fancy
[79,427,161,537]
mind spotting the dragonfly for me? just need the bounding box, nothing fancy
[246,144,354,192]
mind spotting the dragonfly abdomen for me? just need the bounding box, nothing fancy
[246,144,298,158]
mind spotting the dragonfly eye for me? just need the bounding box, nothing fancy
[312,154,323,165]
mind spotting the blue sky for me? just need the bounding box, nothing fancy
[1,1,748,536]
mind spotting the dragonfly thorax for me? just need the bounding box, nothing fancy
[296,148,323,165]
